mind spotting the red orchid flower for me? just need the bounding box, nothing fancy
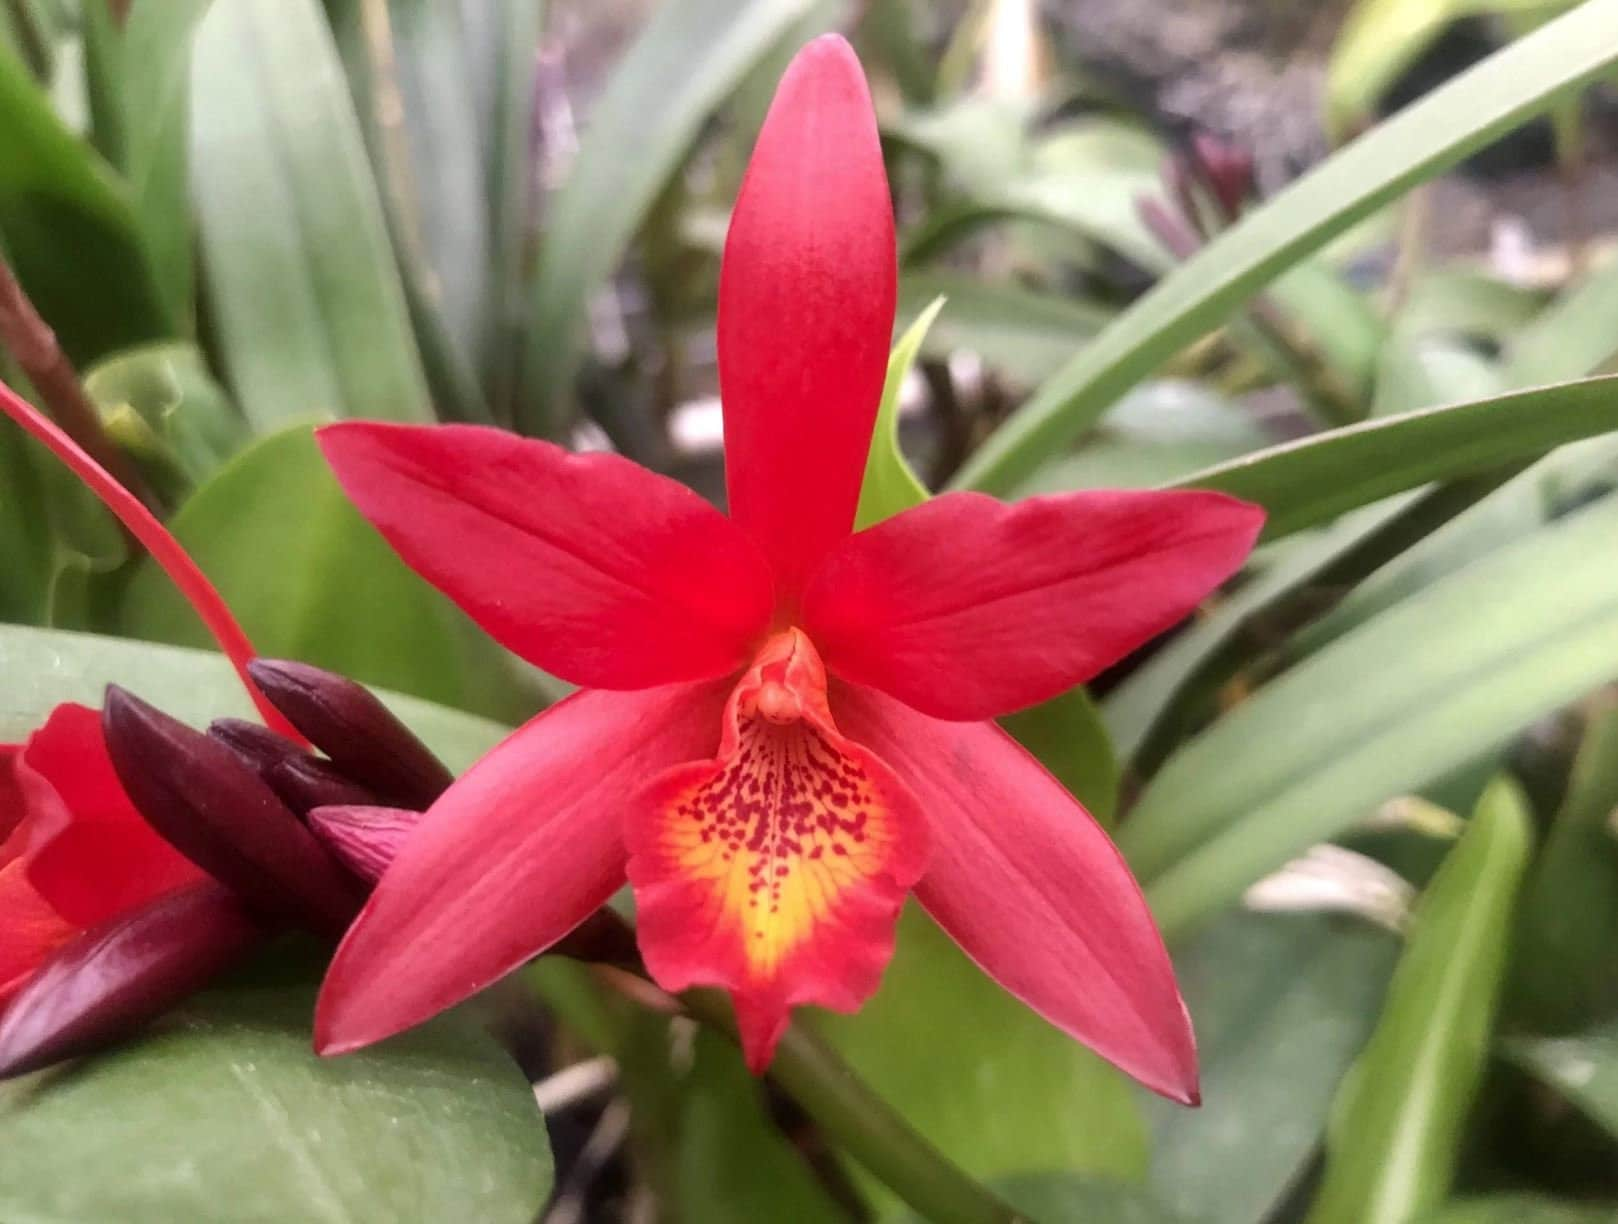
[0,706,204,1005]
[313,34,1262,1100]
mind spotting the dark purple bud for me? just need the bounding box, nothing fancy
[247,659,454,810]
[102,687,365,937]
[1189,130,1254,222]
[208,717,307,777]
[265,757,379,819]
[1163,152,1203,238]
[1136,194,1200,260]
[307,805,421,885]
[0,882,260,1079]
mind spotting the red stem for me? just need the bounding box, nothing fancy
[0,375,301,739]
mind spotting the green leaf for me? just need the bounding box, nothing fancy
[1507,1018,1618,1141]
[190,0,431,430]
[1505,243,1618,387]
[1000,688,1120,826]
[1119,491,1618,939]
[856,295,939,530]
[1324,0,1568,141]
[478,0,544,418]
[818,905,1149,1218]
[1509,706,1618,1031]
[0,42,170,364]
[902,1174,1193,1224]
[80,0,127,170]
[1370,335,1505,419]
[331,0,492,377]
[671,1031,845,1223]
[121,0,214,325]
[0,621,506,772]
[1018,381,1271,495]
[1306,779,1533,1224]
[116,426,541,723]
[84,341,246,500]
[1147,913,1399,1224]
[519,0,815,434]
[1425,1196,1618,1224]
[952,0,1618,494]
[327,0,531,425]
[0,392,127,630]
[0,981,551,1222]
[897,272,1113,387]
[1168,375,1618,542]
[1396,268,1547,345]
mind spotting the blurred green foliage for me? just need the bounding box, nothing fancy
[5,0,1618,1220]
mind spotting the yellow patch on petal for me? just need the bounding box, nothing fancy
[657,703,902,978]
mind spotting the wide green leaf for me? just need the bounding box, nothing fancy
[519,0,815,433]
[1306,780,1532,1224]
[117,425,538,723]
[1120,491,1618,938]
[0,980,551,1222]
[1146,912,1399,1224]
[952,0,1618,493]
[0,622,506,772]
[1169,376,1618,541]
[190,0,431,429]
[0,42,170,364]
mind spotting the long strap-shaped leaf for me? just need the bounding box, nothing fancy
[1121,489,1618,938]
[952,0,1618,493]
[1165,375,1618,541]
[1304,780,1531,1224]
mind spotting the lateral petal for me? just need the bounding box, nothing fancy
[832,681,1199,1103]
[803,489,1263,720]
[315,680,729,1055]
[319,422,775,689]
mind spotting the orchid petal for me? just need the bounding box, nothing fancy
[0,858,76,1007]
[626,630,926,1071]
[307,805,419,885]
[832,681,1199,1103]
[18,704,202,928]
[718,34,896,597]
[804,489,1263,720]
[315,681,729,1055]
[319,423,775,690]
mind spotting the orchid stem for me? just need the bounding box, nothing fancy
[0,374,299,739]
[0,252,160,512]
[682,991,1025,1224]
